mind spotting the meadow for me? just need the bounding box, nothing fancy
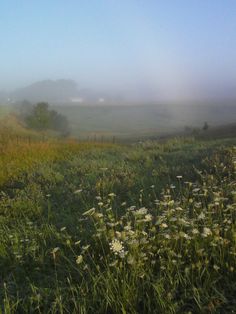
[54,103,236,140]
[0,133,236,313]
[2,103,236,141]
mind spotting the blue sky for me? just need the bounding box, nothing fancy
[0,0,236,101]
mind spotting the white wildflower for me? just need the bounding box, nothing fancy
[213,264,220,271]
[202,227,212,237]
[124,224,132,231]
[76,255,83,264]
[135,207,148,215]
[198,212,205,220]
[144,214,153,222]
[160,223,168,228]
[109,239,126,258]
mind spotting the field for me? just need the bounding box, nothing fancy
[54,103,236,140]
[0,133,236,313]
[2,103,236,141]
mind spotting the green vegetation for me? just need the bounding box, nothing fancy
[0,135,236,313]
[202,121,209,131]
[25,102,69,135]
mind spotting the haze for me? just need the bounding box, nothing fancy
[0,0,236,103]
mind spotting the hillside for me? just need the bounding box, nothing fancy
[11,80,79,103]
[0,113,36,136]
[0,113,65,143]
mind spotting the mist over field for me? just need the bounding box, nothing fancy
[1,78,236,140]
[0,0,235,140]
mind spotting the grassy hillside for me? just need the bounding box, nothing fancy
[0,136,236,313]
[0,105,11,117]
[0,112,71,143]
[0,113,37,137]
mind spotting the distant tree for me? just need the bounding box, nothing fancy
[203,121,209,131]
[50,110,69,135]
[26,102,51,130]
[25,102,69,135]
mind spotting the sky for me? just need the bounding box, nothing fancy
[0,0,236,102]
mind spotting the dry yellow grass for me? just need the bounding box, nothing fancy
[0,137,115,186]
[0,113,116,185]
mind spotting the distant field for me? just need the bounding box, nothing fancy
[1,103,236,141]
[54,103,236,140]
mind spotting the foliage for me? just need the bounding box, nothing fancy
[203,121,209,131]
[0,137,236,313]
[25,102,69,135]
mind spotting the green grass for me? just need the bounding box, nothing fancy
[0,137,236,313]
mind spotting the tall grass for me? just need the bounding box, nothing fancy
[0,137,235,313]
